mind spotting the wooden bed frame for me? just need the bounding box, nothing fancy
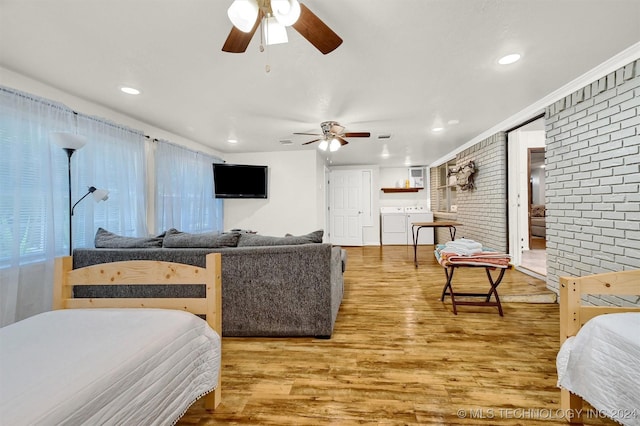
[52,253,222,411]
[559,269,640,424]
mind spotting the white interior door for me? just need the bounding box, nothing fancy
[329,169,363,246]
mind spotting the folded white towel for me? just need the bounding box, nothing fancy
[445,238,482,249]
[442,238,484,256]
[440,247,483,256]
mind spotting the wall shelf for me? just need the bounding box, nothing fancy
[381,188,422,193]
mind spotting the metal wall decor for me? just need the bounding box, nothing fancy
[447,160,477,191]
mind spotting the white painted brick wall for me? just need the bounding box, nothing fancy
[546,59,640,306]
[455,134,508,252]
[430,133,508,252]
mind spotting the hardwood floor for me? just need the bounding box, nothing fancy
[178,245,614,425]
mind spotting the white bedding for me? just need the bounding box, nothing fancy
[0,308,221,426]
[556,312,640,426]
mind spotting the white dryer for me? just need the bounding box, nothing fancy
[380,207,407,245]
[405,206,434,245]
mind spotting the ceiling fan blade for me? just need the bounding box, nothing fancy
[329,124,345,134]
[343,132,371,138]
[302,138,322,145]
[292,3,343,55]
[336,136,349,146]
[294,132,322,136]
[222,10,263,53]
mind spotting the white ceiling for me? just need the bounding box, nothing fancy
[1,0,639,167]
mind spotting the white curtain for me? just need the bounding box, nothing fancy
[154,140,223,234]
[73,115,147,244]
[0,87,75,326]
[0,87,148,326]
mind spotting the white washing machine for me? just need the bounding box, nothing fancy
[405,206,434,245]
[380,207,407,245]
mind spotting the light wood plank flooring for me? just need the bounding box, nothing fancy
[178,245,614,425]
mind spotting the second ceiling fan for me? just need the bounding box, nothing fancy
[296,121,371,152]
[222,0,342,54]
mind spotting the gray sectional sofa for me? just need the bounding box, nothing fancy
[72,230,345,338]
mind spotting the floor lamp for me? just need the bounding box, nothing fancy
[52,132,109,255]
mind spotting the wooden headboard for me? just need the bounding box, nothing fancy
[558,269,640,424]
[52,252,222,409]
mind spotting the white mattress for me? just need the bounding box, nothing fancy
[557,312,640,426]
[0,308,221,425]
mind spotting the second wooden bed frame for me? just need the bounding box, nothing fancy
[559,269,640,424]
[52,252,222,410]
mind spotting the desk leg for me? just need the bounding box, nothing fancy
[449,226,457,241]
[413,225,420,267]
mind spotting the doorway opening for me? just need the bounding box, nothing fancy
[521,148,546,275]
[507,116,546,279]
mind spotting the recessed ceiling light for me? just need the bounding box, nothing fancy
[120,86,141,95]
[227,139,238,144]
[498,53,521,65]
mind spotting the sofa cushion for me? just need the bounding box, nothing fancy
[238,230,324,247]
[162,228,240,248]
[94,228,164,248]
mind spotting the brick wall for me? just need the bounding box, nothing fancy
[545,59,640,306]
[431,133,508,251]
[455,133,508,252]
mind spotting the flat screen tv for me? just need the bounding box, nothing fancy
[212,163,268,199]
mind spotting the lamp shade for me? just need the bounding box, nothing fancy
[264,16,288,45]
[51,132,87,151]
[91,188,109,202]
[318,140,329,151]
[273,0,300,26]
[329,138,341,152]
[227,0,259,33]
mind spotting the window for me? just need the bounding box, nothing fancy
[436,159,457,213]
[154,141,223,234]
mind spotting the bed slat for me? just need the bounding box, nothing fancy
[63,297,208,312]
[67,260,207,285]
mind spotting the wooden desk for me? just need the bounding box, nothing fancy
[411,221,462,267]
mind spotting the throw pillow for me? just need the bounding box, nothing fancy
[237,230,324,247]
[94,228,164,248]
[162,228,240,248]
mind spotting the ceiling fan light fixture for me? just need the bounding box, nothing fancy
[318,140,329,151]
[273,0,301,26]
[227,0,259,33]
[264,16,288,45]
[329,138,341,152]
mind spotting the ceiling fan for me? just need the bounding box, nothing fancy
[295,121,371,152]
[222,0,342,55]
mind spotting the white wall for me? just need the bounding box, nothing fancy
[223,150,325,237]
[0,67,221,157]
[379,167,430,209]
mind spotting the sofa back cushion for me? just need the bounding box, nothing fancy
[162,228,240,248]
[237,230,323,247]
[94,228,164,248]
